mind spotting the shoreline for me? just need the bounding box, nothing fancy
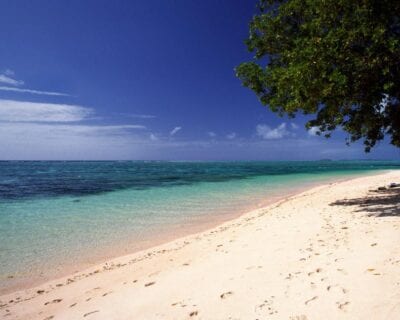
[1,170,400,319]
[0,170,380,295]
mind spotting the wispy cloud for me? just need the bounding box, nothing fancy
[4,69,14,76]
[0,99,92,122]
[0,70,24,86]
[0,122,148,160]
[290,122,299,129]
[0,99,146,138]
[124,113,156,119]
[170,126,182,136]
[226,132,236,139]
[0,69,70,96]
[61,124,146,134]
[149,133,158,141]
[0,86,70,97]
[256,123,290,140]
[0,122,145,138]
[207,131,216,138]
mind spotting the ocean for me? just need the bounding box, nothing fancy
[0,160,399,293]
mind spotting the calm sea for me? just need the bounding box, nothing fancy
[0,160,399,293]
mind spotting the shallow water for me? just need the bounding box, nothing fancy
[0,160,399,293]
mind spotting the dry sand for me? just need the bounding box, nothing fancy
[1,170,400,320]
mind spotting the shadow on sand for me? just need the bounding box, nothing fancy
[330,187,400,217]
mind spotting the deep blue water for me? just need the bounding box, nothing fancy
[1,160,399,201]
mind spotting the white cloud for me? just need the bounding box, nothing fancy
[256,123,290,140]
[0,122,148,160]
[60,124,146,134]
[290,122,299,129]
[4,69,14,76]
[170,126,182,136]
[0,86,69,97]
[118,113,156,119]
[207,131,216,137]
[226,132,236,139]
[149,133,158,141]
[0,69,69,96]
[0,122,145,137]
[308,126,320,136]
[130,114,155,119]
[0,98,147,159]
[0,99,92,122]
[0,70,24,86]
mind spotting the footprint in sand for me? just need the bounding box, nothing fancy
[189,310,198,317]
[256,297,277,315]
[144,282,155,287]
[44,299,62,306]
[327,285,348,294]
[285,273,293,280]
[85,287,101,294]
[337,268,348,275]
[337,301,350,311]
[83,310,99,317]
[220,291,233,299]
[304,296,318,305]
[307,268,322,277]
[171,301,187,307]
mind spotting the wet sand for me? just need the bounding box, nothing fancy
[1,170,400,319]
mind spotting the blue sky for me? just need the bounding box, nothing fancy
[0,0,398,160]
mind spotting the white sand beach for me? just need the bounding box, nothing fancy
[1,170,400,320]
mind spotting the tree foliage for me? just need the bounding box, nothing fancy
[236,0,400,151]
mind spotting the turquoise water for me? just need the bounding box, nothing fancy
[0,160,399,293]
